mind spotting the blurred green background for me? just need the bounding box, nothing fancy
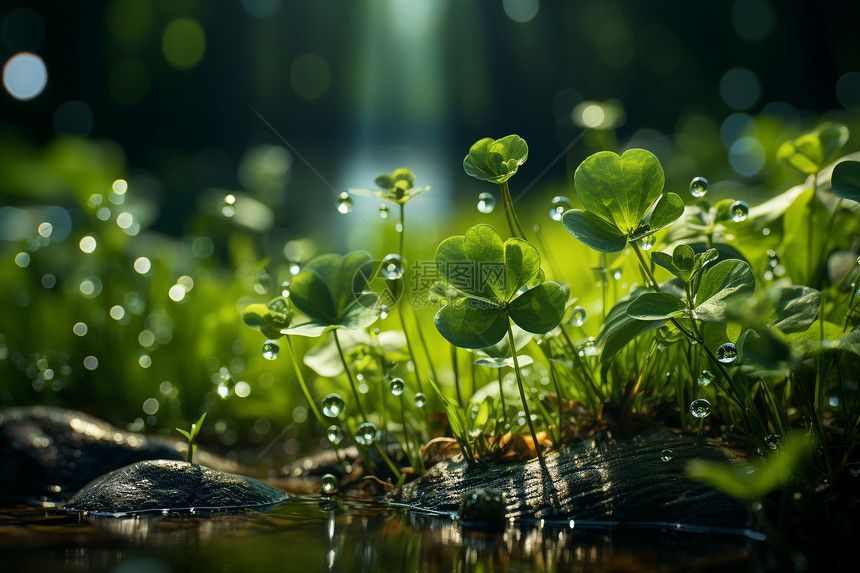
[2,0,860,462]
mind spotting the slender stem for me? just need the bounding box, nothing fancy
[451,345,463,406]
[333,330,369,421]
[631,241,660,291]
[806,172,817,285]
[506,320,550,477]
[399,203,405,264]
[500,181,527,239]
[284,335,325,426]
[333,332,401,480]
[395,202,427,394]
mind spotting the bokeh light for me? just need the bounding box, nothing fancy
[720,68,761,110]
[3,52,47,100]
[53,100,93,136]
[503,0,539,23]
[290,54,330,100]
[837,72,860,112]
[241,0,282,18]
[731,0,775,41]
[1,8,45,52]
[162,18,206,70]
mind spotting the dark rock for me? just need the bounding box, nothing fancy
[0,406,240,502]
[64,459,288,514]
[390,429,749,527]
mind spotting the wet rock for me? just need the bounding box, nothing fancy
[0,406,240,502]
[390,429,749,527]
[65,460,288,514]
[458,488,507,530]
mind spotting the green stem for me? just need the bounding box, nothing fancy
[451,345,463,406]
[500,181,527,239]
[497,368,507,415]
[806,172,818,286]
[333,330,369,421]
[284,335,325,426]
[506,319,550,477]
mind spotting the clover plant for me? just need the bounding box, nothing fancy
[464,135,529,238]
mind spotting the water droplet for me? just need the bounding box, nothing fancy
[697,370,713,386]
[254,270,271,295]
[354,422,377,446]
[390,377,404,396]
[262,340,280,360]
[326,424,343,446]
[322,393,346,419]
[321,473,338,495]
[730,200,749,222]
[764,434,781,450]
[767,250,779,268]
[289,262,301,276]
[280,281,291,297]
[381,254,404,280]
[414,392,426,408]
[378,204,390,219]
[690,177,709,198]
[638,235,655,250]
[660,449,674,462]
[612,267,623,280]
[572,306,586,327]
[577,339,597,357]
[222,194,236,217]
[717,342,738,364]
[477,192,496,214]
[761,227,770,236]
[549,196,572,221]
[336,192,353,214]
[690,398,711,418]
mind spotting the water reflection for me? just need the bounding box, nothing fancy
[0,499,761,572]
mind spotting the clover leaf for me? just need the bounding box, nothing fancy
[434,224,565,349]
[832,160,860,203]
[777,123,849,175]
[282,250,381,337]
[242,299,293,339]
[562,149,684,253]
[463,135,528,184]
[349,168,429,205]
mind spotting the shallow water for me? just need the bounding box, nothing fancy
[1,498,762,572]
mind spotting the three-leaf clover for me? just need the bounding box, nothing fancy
[777,123,849,175]
[282,251,381,337]
[626,245,755,323]
[349,168,429,205]
[463,135,528,184]
[562,149,684,252]
[434,224,565,348]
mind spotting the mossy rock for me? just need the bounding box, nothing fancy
[390,429,748,527]
[64,460,288,514]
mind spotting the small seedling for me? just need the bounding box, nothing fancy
[176,413,207,465]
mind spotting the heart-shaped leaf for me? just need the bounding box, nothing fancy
[573,148,665,235]
[832,160,860,203]
[769,285,821,334]
[694,259,755,322]
[561,209,628,253]
[242,303,293,339]
[626,292,687,320]
[434,297,508,348]
[634,192,684,238]
[463,135,528,184]
[507,282,566,334]
[284,251,380,336]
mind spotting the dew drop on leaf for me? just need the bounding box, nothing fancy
[354,422,377,446]
[221,194,236,217]
[321,473,338,494]
[414,392,427,408]
[571,306,586,327]
[689,177,709,198]
[660,449,674,462]
[690,398,711,418]
[326,424,343,446]
[477,192,496,214]
[638,235,655,250]
[730,200,749,222]
[262,339,280,360]
[548,196,572,221]
[716,342,738,364]
[336,192,353,214]
[322,393,346,419]
[697,370,713,386]
[381,254,404,280]
[390,377,404,396]
[280,281,291,297]
[612,267,623,280]
[378,204,390,219]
